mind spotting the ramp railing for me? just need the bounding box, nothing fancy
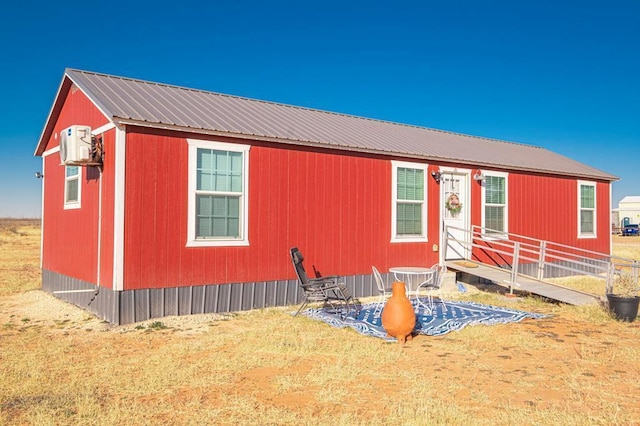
[443,225,639,295]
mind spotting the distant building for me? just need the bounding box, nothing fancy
[614,196,640,227]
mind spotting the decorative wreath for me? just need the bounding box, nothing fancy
[445,193,462,214]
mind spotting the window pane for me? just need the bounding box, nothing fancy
[212,218,228,236]
[485,206,504,233]
[485,176,505,204]
[580,210,594,233]
[397,168,407,199]
[397,203,422,235]
[197,149,212,191]
[66,179,78,203]
[196,194,240,238]
[580,185,595,209]
[228,197,239,216]
[397,167,424,201]
[66,166,79,178]
[197,149,243,192]
[197,216,211,236]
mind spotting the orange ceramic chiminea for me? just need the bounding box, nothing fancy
[381,281,416,344]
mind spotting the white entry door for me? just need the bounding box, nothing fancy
[441,171,470,260]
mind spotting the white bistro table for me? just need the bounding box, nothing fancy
[388,266,436,298]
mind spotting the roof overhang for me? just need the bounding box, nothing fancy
[115,117,620,182]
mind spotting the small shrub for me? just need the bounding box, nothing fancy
[147,321,168,330]
[612,273,639,298]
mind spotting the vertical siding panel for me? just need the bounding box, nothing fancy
[370,160,381,271]
[349,157,359,274]
[303,152,313,254]
[362,159,373,274]
[155,135,170,287]
[139,138,158,288]
[315,154,326,270]
[250,147,265,275]
[336,154,347,273]
[300,150,310,254]
[327,154,341,272]
[349,158,360,276]
[286,150,300,260]
[340,154,352,274]
[426,164,440,266]
[268,148,280,277]
[354,158,365,275]
[192,246,206,283]
[179,237,193,286]
[165,135,183,288]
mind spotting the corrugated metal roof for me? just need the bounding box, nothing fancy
[39,68,617,181]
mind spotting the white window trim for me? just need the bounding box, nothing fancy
[391,160,428,243]
[481,171,508,239]
[187,139,250,247]
[577,180,597,239]
[63,165,82,210]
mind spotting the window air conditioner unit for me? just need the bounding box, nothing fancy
[60,125,93,165]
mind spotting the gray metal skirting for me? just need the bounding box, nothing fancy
[41,269,382,325]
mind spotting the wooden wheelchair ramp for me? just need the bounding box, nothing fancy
[445,260,600,305]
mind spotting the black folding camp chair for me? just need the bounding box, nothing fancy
[289,247,359,319]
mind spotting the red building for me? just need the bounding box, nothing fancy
[34,69,617,324]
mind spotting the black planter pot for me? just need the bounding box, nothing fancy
[607,294,640,322]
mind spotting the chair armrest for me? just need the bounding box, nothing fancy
[301,279,338,292]
[309,275,340,281]
[308,276,340,287]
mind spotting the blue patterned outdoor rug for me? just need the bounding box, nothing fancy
[300,299,546,341]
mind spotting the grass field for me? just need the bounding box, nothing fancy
[1,222,639,425]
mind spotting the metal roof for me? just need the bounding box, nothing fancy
[37,68,617,181]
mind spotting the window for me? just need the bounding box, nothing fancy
[578,181,596,237]
[187,139,250,247]
[482,172,507,236]
[64,165,81,209]
[391,161,427,242]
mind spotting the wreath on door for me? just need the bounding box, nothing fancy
[445,193,462,214]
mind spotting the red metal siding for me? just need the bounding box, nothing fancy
[121,129,611,290]
[122,130,439,290]
[41,86,113,287]
[470,172,483,228]
[509,174,610,253]
[123,130,196,288]
[470,173,611,266]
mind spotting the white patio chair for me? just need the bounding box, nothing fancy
[372,266,392,314]
[416,263,448,314]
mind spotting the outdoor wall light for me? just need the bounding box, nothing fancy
[431,170,441,183]
[473,171,485,181]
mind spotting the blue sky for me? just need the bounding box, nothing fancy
[1,1,638,218]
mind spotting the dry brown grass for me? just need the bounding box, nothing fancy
[612,235,640,261]
[0,219,41,296]
[1,225,640,425]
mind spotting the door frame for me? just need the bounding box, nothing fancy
[438,167,472,262]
